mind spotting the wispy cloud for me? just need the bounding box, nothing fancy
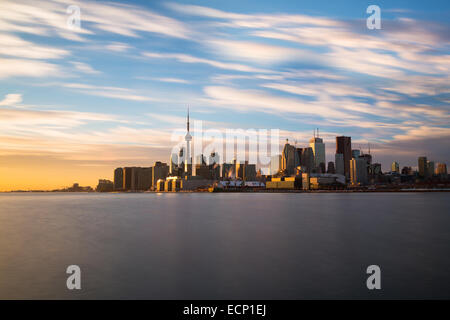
[61,83,156,101]
[0,57,64,79]
[142,52,272,73]
[71,61,101,74]
[0,93,23,106]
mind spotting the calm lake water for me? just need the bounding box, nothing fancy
[0,192,449,299]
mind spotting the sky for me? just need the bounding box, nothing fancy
[0,0,449,190]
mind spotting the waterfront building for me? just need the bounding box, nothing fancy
[137,167,152,190]
[235,161,257,181]
[418,156,428,178]
[327,161,335,174]
[266,176,301,189]
[391,161,400,173]
[350,157,368,185]
[352,149,360,159]
[270,155,282,176]
[195,164,212,180]
[222,163,235,179]
[113,167,123,191]
[152,162,169,189]
[436,163,448,176]
[123,167,133,191]
[208,152,220,166]
[156,179,165,192]
[309,130,325,172]
[169,153,178,175]
[318,162,326,174]
[196,154,207,166]
[336,136,352,178]
[243,163,257,181]
[401,166,413,175]
[359,153,372,165]
[130,167,141,191]
[299,147,314,173]
[281,140,297,175]
[96,179,113,192]
[335,153,345,176]
[427,161,435,178]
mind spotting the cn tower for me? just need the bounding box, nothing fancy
[184,107,192,175]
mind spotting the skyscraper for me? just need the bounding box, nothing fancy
[169,153,178,175]
[309,130,325,172]
[418,156,427,178]
[113,167,123,191]
[436,163,448,177]
[427,161,435,178]
[335,153,344,175]
[299,147,314,173]
[270,155,282,175]
[208,152,220,166]
[281,140,297,175]
[391,161,399,173]
[152,161,169,188]
[336,136,352,179]
[222,163,235,179]
[350,158,368,185]
[327,161,335,174]
[184,107,192,176]
[130,167,141,191]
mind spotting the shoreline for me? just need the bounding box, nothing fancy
[2,188,450,194]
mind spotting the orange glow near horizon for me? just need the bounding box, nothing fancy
[0,160,113,191]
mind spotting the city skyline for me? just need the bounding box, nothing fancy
[1,0,449,190]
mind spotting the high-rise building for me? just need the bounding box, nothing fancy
[391,161,400,173]
[178,147,185,167]
[123,167,133,191]
[418,156,427,178]
[114,167,123,191]
[210,163,221,180]
[270,155,282,175]
[235,161,256,181]
[152,162,169,188]
[281,140,297,175]
[359,153,372,165]
[222,163,235,179]
[195,164,212,180]
[350,158,368,185]
[138,167,152,190]
[195,154,207,166]
[327,161,335,174]
[436,163,448,177]
[244,164,257,181]
[336,136,352,178]
[318,162,326,174]
[96,179,114,192]
[299,147,314,173]
[208,152,220,166]
[427,161,435,178]
[352,149,360,159]
[370,163,382,177]
[130,167,141,191]
[335,153,344,175]
[401,166,413,175]
[169,153,178,175]
[310,130,325,171]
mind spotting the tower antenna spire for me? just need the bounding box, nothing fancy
[187,106,190,132]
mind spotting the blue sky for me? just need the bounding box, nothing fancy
[0,0,449,189]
